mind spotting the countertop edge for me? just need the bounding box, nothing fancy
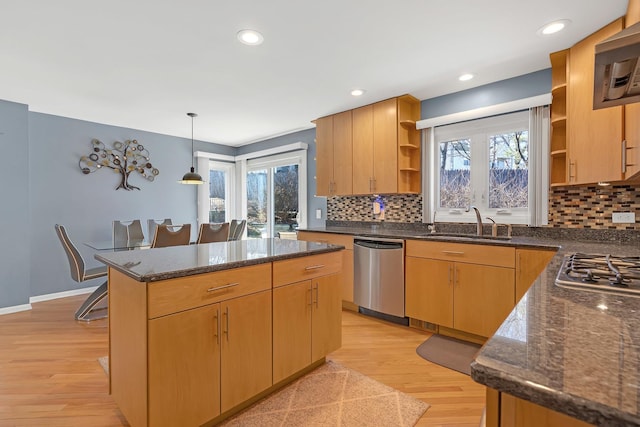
[97,244,345,282]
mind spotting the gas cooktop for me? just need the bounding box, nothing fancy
[555,253,640,296]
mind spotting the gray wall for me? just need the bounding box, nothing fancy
[0,101,30,308]
[421,69,551,119]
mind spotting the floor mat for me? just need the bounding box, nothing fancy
[416,334,481,375]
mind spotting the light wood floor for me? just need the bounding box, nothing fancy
[0,295,484,426]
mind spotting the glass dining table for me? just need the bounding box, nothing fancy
[84,239,151,251]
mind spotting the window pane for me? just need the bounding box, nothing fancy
[208,170,226,222]
[439,139,471,209]
[274,164,299,234]
[247,169,268,238]
[488,131,528,209]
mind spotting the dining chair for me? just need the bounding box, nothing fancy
[197,222,230,244]
[113,219,145,248]
[54,224,108,322]
[228,219,247,241]
[147,218,172,244]
[151,224,191,248]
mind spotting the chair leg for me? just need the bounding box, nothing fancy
[75,281,108,322]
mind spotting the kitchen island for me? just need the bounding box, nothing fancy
[95,238,344,427]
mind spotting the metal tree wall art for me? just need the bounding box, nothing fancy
[79,139,159,190]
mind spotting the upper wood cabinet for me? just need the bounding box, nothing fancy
[315,111,353,196]
[316,94,421,196]
[550,16,640,185]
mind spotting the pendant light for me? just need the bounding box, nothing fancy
[179,112,204,184]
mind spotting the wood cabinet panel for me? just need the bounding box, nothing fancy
[147,263,271,319]
[406,257,453,327]
[406,240,515,268]
[148,304,220,427]
[373,98,398,194]
[273,281,312,383]
[311,275,342,361]
[568,19,624,184]
[352,104,374,194]
[273,251,342,287]
[315,115,333,196]
[453,263,515,337]
[500,392,593,427]
[515,248,556,302]
[220,290,273,412]
[333,111,353,195]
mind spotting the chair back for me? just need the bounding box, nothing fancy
[151,224,191,248]
[55,224,86,282]
[113,219,145,247]
[147,218,172,244]
[197,222,230,244]
[228,219,247,241]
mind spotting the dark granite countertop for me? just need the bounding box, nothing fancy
[95,238,344,282]
[300,225,640,425]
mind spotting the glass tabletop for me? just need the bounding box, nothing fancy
[84,239,151,251]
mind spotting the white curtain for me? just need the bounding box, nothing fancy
[528,105,550,227]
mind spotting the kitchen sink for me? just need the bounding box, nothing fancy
[418,232,512,241]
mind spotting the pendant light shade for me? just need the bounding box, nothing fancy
[179,112,204,185]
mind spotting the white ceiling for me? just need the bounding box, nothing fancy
[0,0,629,146]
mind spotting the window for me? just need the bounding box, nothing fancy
[432,111,532,224]
[197,160,236,225]
[245,151,307,238]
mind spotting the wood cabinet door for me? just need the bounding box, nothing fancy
[220,290,272,412]
[373,98,398,193]
[352,104,375,194]
[405,257,453,327]
[148,303,221,427]
[568,19,624,184]
[311,275,342,361]
[624,103,640,179]
[315,115,334,196]
[333,110,353,195]
[273,281,312,383]
[515,249,556,302]
[454,263,515,338]
[340,249,355,302]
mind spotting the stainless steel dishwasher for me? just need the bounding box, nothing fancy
[353,237,406,324]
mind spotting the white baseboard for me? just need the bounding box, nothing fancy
[0,303,32,316]
[0,286,99,316]
[30,286,97,303]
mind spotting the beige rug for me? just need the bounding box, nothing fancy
[220,360,429,426]
[98,357,429,426]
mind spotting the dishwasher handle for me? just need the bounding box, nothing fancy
[354,239,403,250]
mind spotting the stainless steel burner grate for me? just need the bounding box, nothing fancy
[555,253,640,295]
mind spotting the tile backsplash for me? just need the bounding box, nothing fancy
[327,194,422,223]
[326,184,640,230]
[548,184,640,230]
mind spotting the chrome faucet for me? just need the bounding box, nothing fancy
[466,205,483,236]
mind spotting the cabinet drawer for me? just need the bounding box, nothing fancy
[273,251,343,287]
[148,263,271,319]
[406,240,515,268]
[297,231,353,250]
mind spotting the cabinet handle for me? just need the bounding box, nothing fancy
[569,160,575,181]
[454,266,459,286]
[371,178,376,193]
[622,140,627,174]
[448,265,453,285]
[313,283,319,308]
[207,282,239,293]
[308,287,313,306]
[223,306,229,341]
[215,308,220,345]
[442,250,464,255]
[305,264,325,271]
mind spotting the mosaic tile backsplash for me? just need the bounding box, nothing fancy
[326,184,640,230]
[327,194,422,223]
[548,184,640,230]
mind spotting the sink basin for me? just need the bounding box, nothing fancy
[419,232,512,241]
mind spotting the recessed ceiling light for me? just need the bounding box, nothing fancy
[351,89,366,96]
[458,73,474,82]
[538,19,571,36]
[237,29,264,46]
